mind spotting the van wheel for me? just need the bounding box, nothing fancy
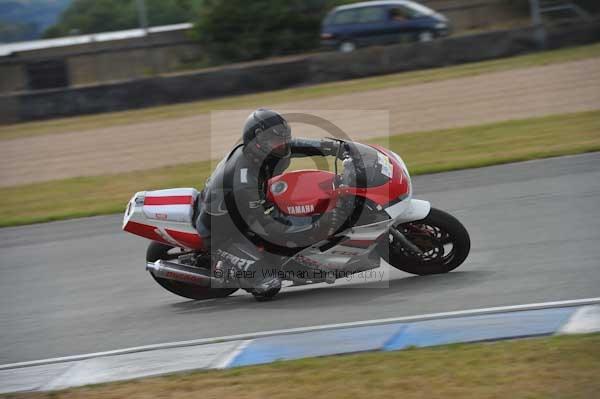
[418,31,434,42]
[339,41,356,53]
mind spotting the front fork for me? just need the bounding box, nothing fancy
[389,226,423,256]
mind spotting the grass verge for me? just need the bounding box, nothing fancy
[1,110,599,228]
[1,42,600,140]
[7,334,600,399]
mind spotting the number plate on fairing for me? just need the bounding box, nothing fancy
[377,151,393,179]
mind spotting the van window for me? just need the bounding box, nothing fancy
[389,7,414,21]
[357,6,386,23]
[331,9,358,25]
[405,2,434,17]
[389,4,430,20]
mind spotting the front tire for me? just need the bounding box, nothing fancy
[147,242,238,300]
[382,208,470,275]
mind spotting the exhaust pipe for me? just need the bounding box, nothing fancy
[146,260,214,287]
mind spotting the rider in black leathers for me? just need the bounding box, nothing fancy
[195,109,339,299]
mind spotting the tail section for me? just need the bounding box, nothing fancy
[122,188,205,250]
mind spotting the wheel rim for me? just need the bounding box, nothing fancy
[419,31,433,42]
[339,42,355,53]
[392,223,457,266]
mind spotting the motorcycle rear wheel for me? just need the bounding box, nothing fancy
[147,242,238,300]
[381,208,470,275]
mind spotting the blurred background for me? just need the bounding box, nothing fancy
[0,0,598,123]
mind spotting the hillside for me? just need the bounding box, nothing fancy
[0,0,71,43]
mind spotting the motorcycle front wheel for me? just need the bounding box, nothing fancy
[381,208,470,275]
[147,242,238,300]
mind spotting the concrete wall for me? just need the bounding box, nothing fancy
[64,43,203,86]
[0,64,26,93]
[1,22,599,124]
[0,1,531,97]
[309,26,538,82]
[0,1,524,95]
[0,29,203,93]
[10,57,310,121]
[424,0,525,30]
[0,94,19,124]
[0,41,204,91]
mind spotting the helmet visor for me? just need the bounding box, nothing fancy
[258,124,291,158]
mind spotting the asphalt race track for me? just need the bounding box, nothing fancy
[1,153,599,364]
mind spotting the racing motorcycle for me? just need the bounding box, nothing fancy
[123,138,470,301]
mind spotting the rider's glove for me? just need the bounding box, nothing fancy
[320,140,337,157]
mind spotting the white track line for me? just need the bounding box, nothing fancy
[213,340,254,369]
[559,305,600,334]
[2,297,599,371]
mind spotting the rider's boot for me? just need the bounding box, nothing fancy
[251,275,282,301]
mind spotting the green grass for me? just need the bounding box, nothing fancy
[9,334,600,399]
[1,42,600,141]
[1,110,599,228]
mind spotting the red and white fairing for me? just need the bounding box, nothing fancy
[122,188,204,250]
[122,145,430,254]
[120,140,471,300]
[266,145,429,223]
[267,170,336,216]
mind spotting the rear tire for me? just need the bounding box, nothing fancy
[251,287,281,302]
[147,242,238,300]
[382,208,470,275]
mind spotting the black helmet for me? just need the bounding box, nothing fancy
[242,109,291,159]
